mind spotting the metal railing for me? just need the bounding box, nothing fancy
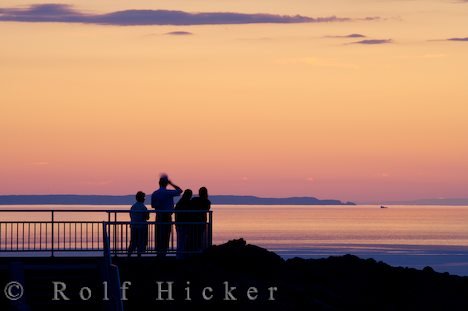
[103,222,124,311]
[0,209,213,257]
[0,221,103,254]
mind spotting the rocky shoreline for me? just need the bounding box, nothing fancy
[1,239,467,310]
[116,239,468,310]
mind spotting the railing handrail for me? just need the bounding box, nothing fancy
[0,209,213,213]
[0,220,208,224]
[0,209,121,212]
[0,221,104,224]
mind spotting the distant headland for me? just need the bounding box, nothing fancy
[0,195,356,205]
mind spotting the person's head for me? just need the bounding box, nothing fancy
[181,189,193,201]
[199,187,208,199]
[135,191,146,203]
[159,176,169,188]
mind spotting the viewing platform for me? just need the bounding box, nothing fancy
[0,209,213,310]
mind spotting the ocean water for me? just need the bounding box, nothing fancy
[1,205,467,276]
[213,205,468,276]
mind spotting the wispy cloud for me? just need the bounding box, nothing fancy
[165,31,193,36]
[0,4,380,26]
[447,37,468,41]
[326,33,366,38]
[352,39,392,45]
[428,37,468,42]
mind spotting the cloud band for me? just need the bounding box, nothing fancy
[0,4,379,26]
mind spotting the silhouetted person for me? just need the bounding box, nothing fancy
[128,191,149,257]
[174,189,193,259]
[190,187,211,252]
[151,175,182,257]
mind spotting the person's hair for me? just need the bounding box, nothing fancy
[159,177,169,187]
[136,191,146,202]
[181,189,193,201]
[199,187,208,199]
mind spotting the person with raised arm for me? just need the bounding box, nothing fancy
[151,174,183,257]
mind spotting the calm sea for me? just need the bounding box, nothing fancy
[1,205,467,276]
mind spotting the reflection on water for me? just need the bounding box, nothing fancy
[212,205,468,247]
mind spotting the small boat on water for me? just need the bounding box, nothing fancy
[380,205,388,209]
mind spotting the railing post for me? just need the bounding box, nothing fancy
[102,221,124,311]
[113,212,117,257]
[51,210,55,257]
[208,211,213,247]
[103,222,111,264]
[171,216,174,252]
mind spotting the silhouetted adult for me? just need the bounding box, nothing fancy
[174,189,193,259]
[190,187,211,252]
[151,175,182,257]
[128,191,149,257]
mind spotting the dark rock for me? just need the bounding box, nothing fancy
[2,240,468,310]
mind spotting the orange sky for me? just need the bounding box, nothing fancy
[1,1,468,202]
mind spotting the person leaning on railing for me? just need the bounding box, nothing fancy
[128,191,150,257]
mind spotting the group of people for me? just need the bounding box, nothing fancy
[127,175,211,258]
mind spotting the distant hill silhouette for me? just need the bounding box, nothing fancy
[210,195,355,205]
[0,195,355,205]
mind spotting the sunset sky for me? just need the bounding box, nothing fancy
[1,0,467,202]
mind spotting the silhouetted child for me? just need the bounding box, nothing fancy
[128,191,149,257]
